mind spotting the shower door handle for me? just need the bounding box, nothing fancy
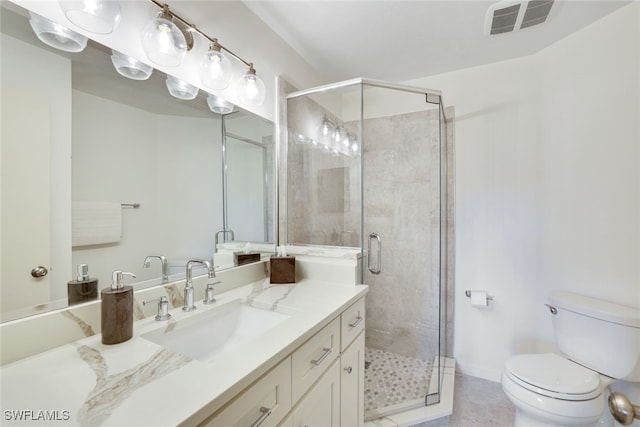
[368,233,381,275]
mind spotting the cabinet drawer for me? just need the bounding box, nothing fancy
[341,298,365,351]
[201,357,292,427]
[291,317,340,402]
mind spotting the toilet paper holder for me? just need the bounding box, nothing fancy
[465,290,494,302]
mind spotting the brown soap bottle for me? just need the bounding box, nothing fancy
[67,264,98,305]
[101,270,136,345]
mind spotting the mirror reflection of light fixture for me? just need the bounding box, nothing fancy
[317,116,335,144]
[58,0,121,34]
[110,50,153,80]
[141,6,189,67]
[237,65,266,106]
[200,41,233,90]
[166,75,199,100]
[28,11,88,53]
[207,93,234,114]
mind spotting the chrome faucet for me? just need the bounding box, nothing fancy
[214,229,235,253]
[143,255,169,283]
[183,259,215,311]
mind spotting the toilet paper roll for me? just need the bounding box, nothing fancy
[470,290,488,307]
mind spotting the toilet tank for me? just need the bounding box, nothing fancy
[549,291,640,381]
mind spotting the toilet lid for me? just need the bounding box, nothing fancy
[506,353,601,400]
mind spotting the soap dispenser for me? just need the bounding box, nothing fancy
[67,263,98,305]
[101,270,136,345]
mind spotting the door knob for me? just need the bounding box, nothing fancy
[31,266,48,278]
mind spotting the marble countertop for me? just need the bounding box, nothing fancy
[0,279,368,426]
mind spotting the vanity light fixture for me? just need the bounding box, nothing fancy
[143,0,266,105]
[110,50,153,80]
[200,41,233,90]
[207,93,234,114]
[237,65,266,106]
[141,5,190,67]
[28,11,88,53]
[166,75,199,100]
[58,0,122,34]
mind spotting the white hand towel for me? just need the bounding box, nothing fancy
[72,202,122,247]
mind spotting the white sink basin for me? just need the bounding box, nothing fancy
[141,299,290,363]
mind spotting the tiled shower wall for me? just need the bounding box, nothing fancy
[284,85,455,361]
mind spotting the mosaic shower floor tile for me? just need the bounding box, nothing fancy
[364,346,433,412]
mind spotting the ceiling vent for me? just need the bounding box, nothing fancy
[485,0,555,35]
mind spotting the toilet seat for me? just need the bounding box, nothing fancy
[505,353,601,401]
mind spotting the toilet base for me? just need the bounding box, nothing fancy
[506,388,614,427]
[513,410,606,427]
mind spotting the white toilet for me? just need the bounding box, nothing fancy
[501,291,640,427]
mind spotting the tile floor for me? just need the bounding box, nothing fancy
[419,373,515,427]
[364,347,433,412]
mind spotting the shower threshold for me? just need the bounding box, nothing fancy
[364,356,455,426]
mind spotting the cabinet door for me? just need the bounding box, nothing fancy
[291,359,340,427]
[341,332,364,427]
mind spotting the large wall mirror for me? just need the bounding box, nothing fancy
[0,3,275,323]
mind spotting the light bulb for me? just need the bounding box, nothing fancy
[111,50,153,80]
[237,66,266,106]
[59,0,121,34]
[28,12,88,52]
[200,43,232,90]
[207,93,234,114]
[166,75,199,100]
[141,12,187,67]
[317,116,335,144]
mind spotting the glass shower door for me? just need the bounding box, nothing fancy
[284,78,449,419]
[360,84,445,416]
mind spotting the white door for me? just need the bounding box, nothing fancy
[1,88,52,317]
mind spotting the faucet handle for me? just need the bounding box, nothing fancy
[203,281,222,305]
[143,296,171,321]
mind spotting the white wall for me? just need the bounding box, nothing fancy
[406,3,639,380]
[73,91,222,287]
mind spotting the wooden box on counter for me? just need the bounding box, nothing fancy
[270,256,296,284]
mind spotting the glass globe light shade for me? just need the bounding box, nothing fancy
[28,12,88,53]
[141,14,187,67]
[206,93,234,114]
[237,67,266,106]
[110,50,153,80]
[351,141,359,154]
[58,0,121,34]
[316,116,335,144]
[166,75,199,100]
[200,44,232,90]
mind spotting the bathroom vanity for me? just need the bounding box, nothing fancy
[0,274,367,426]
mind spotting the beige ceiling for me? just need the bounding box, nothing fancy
[243,0,632,82]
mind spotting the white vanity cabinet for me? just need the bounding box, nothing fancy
[200,297,365,427]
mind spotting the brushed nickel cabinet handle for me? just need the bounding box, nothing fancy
[310,347,332,366]
[250,406,272,427]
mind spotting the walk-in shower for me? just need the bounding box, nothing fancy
[282,78,453,419]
